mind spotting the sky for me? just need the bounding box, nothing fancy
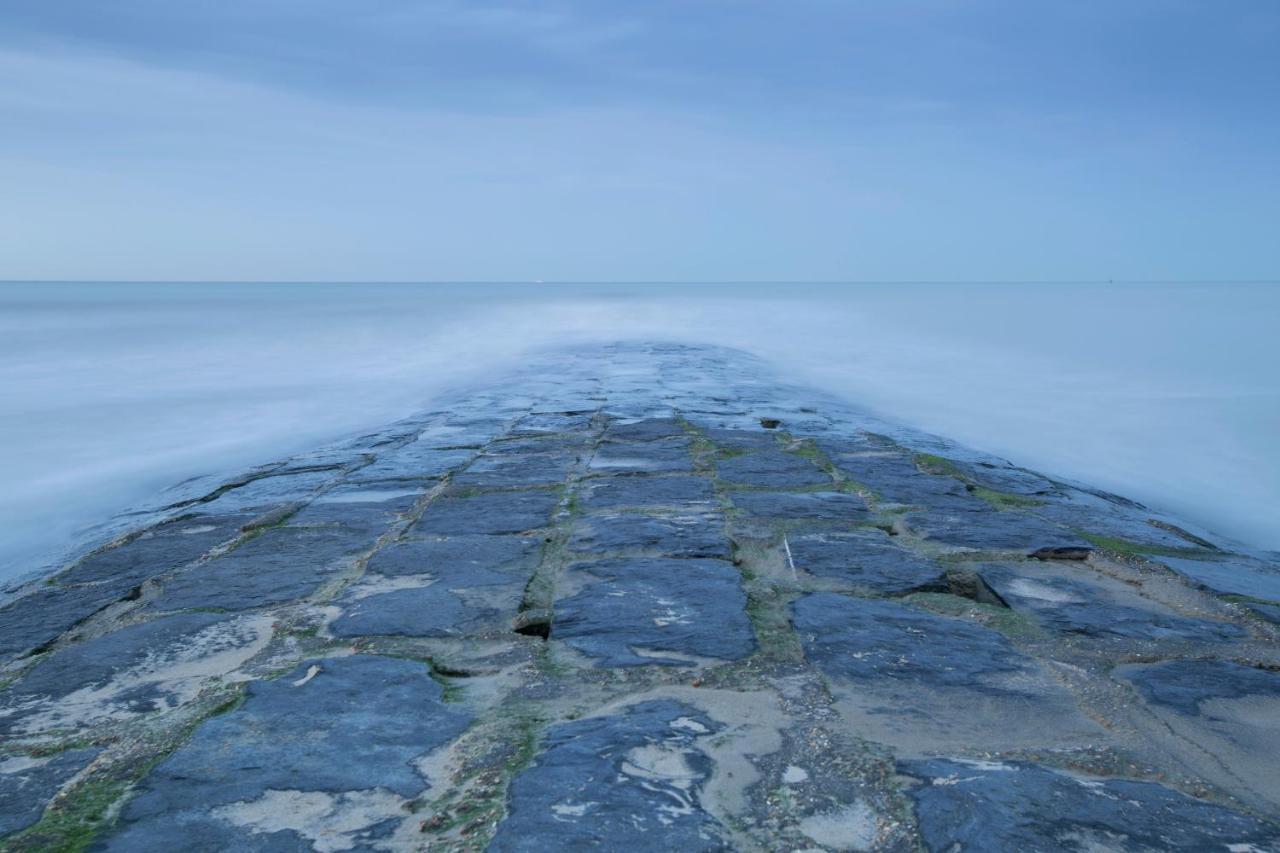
[1,1,1278,282]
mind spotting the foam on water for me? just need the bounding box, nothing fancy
[2,281,1277,583]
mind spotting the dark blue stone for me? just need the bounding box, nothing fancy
[570,514,730,559]
[554,558,754,666]
[730,491,868,521]
[0,747,101,836]
[981,566,1246,642]
[900,757,1280,852]
[580,476,717,510]
[788,529,948,594]
[1118,660,1280,716]
[793,593,1027,689]
[99,656,472,852]
[490,700,727,852]
[412,490,559,535]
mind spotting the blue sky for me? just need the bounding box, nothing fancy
[2,1,1277,281]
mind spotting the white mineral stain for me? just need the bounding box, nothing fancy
[783,765,809,784]
[798,801,878,851]
[211,788,404,853]
[1007,578,1084,604]
[5,614,273,735]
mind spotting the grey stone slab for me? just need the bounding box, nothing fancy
[962,460,1061,496]
[0,612,255,735]
[817,448,981,510]
[58,513,257,586]
[554,558,754,666]
[0,747,101,836]
[716,450,831,488]
[589,440,693,474]
[603,418,687,442]
[981,566,1246,643]
[346,446,474,484]
[451,452,576,487]
[1033,499,1209,552]
[193,470,340,514]
[903,509,1088,551]
[569,514,730,559]
[729,491,869,521]
[788,529,948,594]
[285,486,423,533]
[580,476,717,510]
[411,490,559,535]
[151,525,377,611]
[98,656,472,852]
[1156,555,1280,602]
[0,584,128,662]
[510,412,595,435]
[793,593,1027,690]
[1118,660,1280,716]
[490,700,727,852]
[370,535,542,577]
[330,579,516,638]
[899,757,1280,852]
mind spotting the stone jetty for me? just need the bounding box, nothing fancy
[2,343,1279,851]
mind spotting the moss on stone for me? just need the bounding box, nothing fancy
[970,486,1044,511]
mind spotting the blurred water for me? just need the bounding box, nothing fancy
[2,281,1277,583]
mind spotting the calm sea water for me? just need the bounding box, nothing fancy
[2,281,1277,583]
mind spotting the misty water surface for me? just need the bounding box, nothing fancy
[2,281,1277,584]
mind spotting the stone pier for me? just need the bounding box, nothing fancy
[2,343,1278,851]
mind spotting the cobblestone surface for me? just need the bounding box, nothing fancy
[1,343,1278,851]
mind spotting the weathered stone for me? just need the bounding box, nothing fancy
[369,535,542,577]
[411,490,559,535]
[284,485,423,533]
[589,440,693,474]
[0,584,129,662]
[1,612,270,736]
[793,593,1027,689]
[981,565,1246,643]
[580,476,717,510]
[902,508,1088,551]
[0,748,101,836]
[817,447,981,510]
[603,418,686,442]
[98,657,471,851]
[554,558,754,666]
[1156,555,1280,602]
[330,554,530,639]
[787,529,948,594]
[192,469,340,514]
[452,452,576,487]
[1118,660,1280,716]
[345,445,474,484]
[899,757,1280,852]
[715,449,830,489]
[510,412,595,436]
[490,700,726,851]
[730,490,868,521]
[57,513,257,586]
[151,525,376,611]
[569,514,730,559]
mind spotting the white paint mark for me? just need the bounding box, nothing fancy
[783,535,797,580]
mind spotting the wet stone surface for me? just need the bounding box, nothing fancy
[980,564,1247,643]
[554,558,755,666]
[490,700,726,852]
[787,529,948,594]
[899,758,1280,852]
[2,343,1278,851]
[98,656,472,852]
